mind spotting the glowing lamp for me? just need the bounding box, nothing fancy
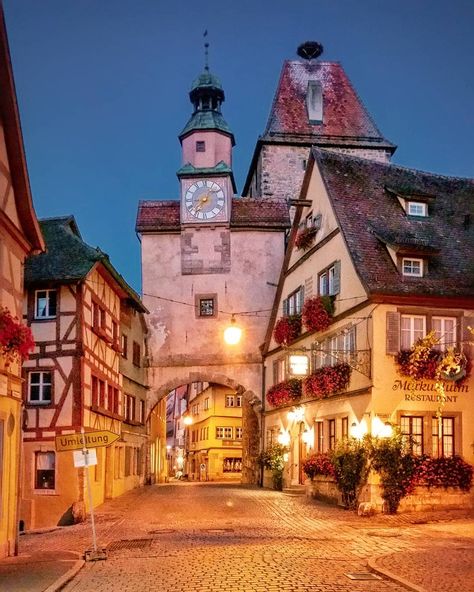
[288,353,309,376]
[224,316,242,345]
[183,416,193,426]
[277,430,291,446]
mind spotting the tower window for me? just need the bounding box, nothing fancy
[196,141,206,153]
[306,80,323,124]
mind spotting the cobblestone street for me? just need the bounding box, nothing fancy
[17,482,474,592]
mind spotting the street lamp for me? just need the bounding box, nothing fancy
[224,315,242,345]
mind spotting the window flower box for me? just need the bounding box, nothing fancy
[273,314,302,346]
[303,363,351,398]
[266,378,302,408]
[295,226,318,251]
[0,307,35,362]
[302,296,333,333]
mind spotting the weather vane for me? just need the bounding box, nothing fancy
[204,29,209,71]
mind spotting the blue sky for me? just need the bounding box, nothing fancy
[4,0,474,292]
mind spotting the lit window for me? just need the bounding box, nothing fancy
[407,201,427,217]
[432,416,454,457]
[401,315,425,349]
[28,371,52,404]
[432,317,456,351]
[328,419,336,450]
[402,258,423,277]
[35,290,57,319]
[35,451,55,489]
[401,416,424,455]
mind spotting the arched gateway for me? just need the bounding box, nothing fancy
[136,57,289,484]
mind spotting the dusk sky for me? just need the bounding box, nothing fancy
[3,0,474,292]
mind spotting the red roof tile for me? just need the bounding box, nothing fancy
[136,198,290,232]
[265,61,394,149]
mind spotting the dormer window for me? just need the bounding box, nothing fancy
[196,141,206,152]
[306,80,323,124]
[402,257,423,277]
[407,201,427,217]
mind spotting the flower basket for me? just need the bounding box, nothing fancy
[266,379,302,408]
[302,296,333,333]
[302,452,335,480]
[295,227,318,251]
[412,455,473,491]
[273,314,302,345]
[303,363,351,398]
[0,307,35,362]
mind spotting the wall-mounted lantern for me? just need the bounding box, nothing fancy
[288,353,309,377]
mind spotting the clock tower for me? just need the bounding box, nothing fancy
[178,63,235,225]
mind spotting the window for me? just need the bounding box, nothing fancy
[192,403,199,415]
[121,334,128,358]
[225,395,235,407]
[196,141,206,152]
[401,416,424,455]
[28,371,52,404]
[204,397,210,411]
[112,321,119,346]
[316,422,324,453]
[132,341,141,367]
[273,358,287,383]
[401,315,426,349]
[407,201,427,217]
[235,427,243,439]
[92,301,106,331]
[216,426,233,439]
[35,451,55,489]
[432,317,456,351]
[139,400,145,424]
[341,417,349,440]
[432,417,454,457]
[313,326,356,369]
[124,394,136,422]
[199,298,215,316]
[306,80,323,123]
[402,258,423,277]
[236,395,242,407]
[283,286,304,316]
[328,419,336,450]
[35,289,57,319]
[318,261,340,296]
[125,447,132,477]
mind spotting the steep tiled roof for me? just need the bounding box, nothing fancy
[264,61,394,150]
[314,149,474,297]
[25,216,146,311]
[136,198,290,232]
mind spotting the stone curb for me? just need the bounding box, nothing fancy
[43,553,85,592]
[367,555,427,592]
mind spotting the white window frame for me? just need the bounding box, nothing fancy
[28,371,52,404]
[286,287,303,316]
[401,315,426,349]
[407,201,427,217]
[35,289,57,319]
[402,258,423,277]
[35,451,56,490]
[235,427,243,439]
[236,395,242,407]
[216,426,233,439]
[432,316,456,351]
[225,395,235,408]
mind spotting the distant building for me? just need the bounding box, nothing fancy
[0,5,44,557]
[185,383,243,481]
[21,216,148,529]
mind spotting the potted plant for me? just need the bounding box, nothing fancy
[302,452,335,480]
[0,307,35,364]
[259,444,288,490]
[266,378,302,408]
[295,226,318,251]
[303,363,351,399]
[302,296,333,333]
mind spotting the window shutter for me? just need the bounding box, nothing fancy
[273,361,278,385]
[461,315,473,355]
[304,276,313,300]
[332,260,341,295]
[282,298,289,316]
[313,214,322,230]
[299,285,305,310]
[386,312,401,355]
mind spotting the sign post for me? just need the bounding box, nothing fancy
[56,428,119,561]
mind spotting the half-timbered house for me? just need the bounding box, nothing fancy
[21,216,147,529]
[0,5,45,557]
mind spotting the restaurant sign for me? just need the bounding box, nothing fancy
[392,379,469,403]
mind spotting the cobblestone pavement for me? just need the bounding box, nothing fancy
[18,482,474,592]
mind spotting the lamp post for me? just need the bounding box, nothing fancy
[183,415,193,477]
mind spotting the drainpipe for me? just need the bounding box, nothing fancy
[259,363,266,487]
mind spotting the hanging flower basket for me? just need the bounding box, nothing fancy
[302,296,333,333]
[303,363,351,398]
[295,227,318,251]
[0,307,35,362]
[273,314,302,345]
[396,348,440,380]
[266,378,302,408]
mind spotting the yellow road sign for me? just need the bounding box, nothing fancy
[55,430,120,452]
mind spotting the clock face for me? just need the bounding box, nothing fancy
[184,180,225,221]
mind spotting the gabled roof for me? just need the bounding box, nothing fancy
[0,6,44,254]
[136,198,290,233]
[263,61,395,149]
[25,216,146,312]
[313,148,474,298]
